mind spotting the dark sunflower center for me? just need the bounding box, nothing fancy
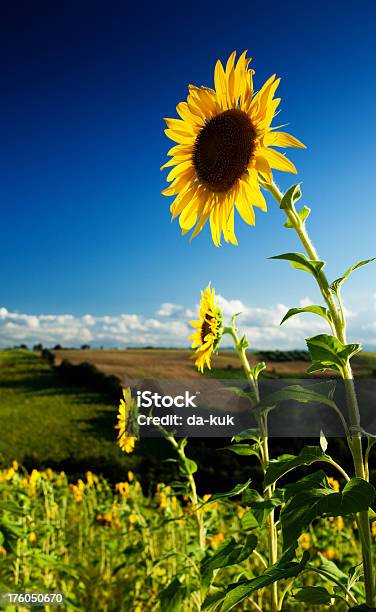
[192,109,256,193]
[201,316,213,343]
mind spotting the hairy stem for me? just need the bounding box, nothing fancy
[263,179,374,607]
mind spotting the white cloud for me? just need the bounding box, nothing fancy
[156,302,183,317]
[1,292,375,349]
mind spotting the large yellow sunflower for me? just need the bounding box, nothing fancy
[162,51,305,246]
[190,285,223,372]
[115,388,138,454]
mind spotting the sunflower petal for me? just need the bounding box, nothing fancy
[260,148,297,174]
[170,185,199,219]
[166,159,193,182]
[254,154,273,182]
[214,59,227,109]
[164,118,196,135]
[263,131,306,149]
[176,101,204,126]
[243,172,267,211]
[164,129,195,145]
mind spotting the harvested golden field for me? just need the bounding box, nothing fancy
[53,348,313,381]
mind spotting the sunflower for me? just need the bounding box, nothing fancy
[115,388,138,454]
[190,285,223,372]
[162,51,305,246]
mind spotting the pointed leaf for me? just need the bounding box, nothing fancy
[331,259,375,295]
[201,534,257,576]
[279,183,302,210]
[233,428,260,443]
[265,446,331,487]
[306,334,361,375]
[226,387,253,403]
[220,552,310,611]
[280,305,332,326]
[281,476,376,549]
[294,586,333,605]
[270,252,325,278]
[250,361,266,380]
[257,383,339,414]
[223,444,260,457]
[207,479,252,503]
[284,205,311,227]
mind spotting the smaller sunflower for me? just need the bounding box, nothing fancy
[116,388,138,453]
[190,285,223,372]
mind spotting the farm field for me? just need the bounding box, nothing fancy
[0,350,140,480]
[52,348,376,381]
[1,349,376,610]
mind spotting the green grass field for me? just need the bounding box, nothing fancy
[0,350,139,479]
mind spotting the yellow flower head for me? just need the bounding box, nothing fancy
[128,513,139,525]
[328,477,340,492]
[28,469,41,496]
[116,481,130,498]
[86,471,98,487]
[209,532,225,548]
[115,388,138,454]
[298,533,311,550]
[29,532,37,543]
[323,546,337,560]
[190,285,223,372]
[162,51,305,246]
[372,521,376,537]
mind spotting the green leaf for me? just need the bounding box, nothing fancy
[242,489,283,527]
[207,479,252,503]
[294,586,333,605]
[250,361,266,380]
[241,510,259,531]
[306,334,361,375]
[284,470,328,496]
[202,590,227,612]
[279,183,302,210]
[270,252,325,278]
[220,552,310,611]
[284,205,311,227]
[317,552,347,582]
[265,446,331,487]
[281,476,376,549]
[232,428,260,443]
[159,578,187,612]
[280,305,332,326]
[222,443,260,458]
[179,458,198,476]
[201,534,257,575]
[330,259,376,295]
[238,334,249,350]
[226,387,254,403]
[257,383,339,415]
[200,535,257,604]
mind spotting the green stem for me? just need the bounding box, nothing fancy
[166,434,206,552]
[263,179,375,607]
[225,324,278,612]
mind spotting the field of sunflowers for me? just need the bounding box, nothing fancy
[0,461,373,611]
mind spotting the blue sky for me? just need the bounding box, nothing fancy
[1,1,376,347]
